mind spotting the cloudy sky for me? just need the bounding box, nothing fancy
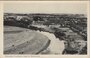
[4,1,88,14]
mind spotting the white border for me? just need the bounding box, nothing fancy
[0,1,89,58]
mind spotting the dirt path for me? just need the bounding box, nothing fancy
[37,31,65,54]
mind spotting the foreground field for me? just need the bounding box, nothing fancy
[4,26,50,54]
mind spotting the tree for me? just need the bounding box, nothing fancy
[33,16,43,21]
[54,30,66,40]
[20,17,32,27]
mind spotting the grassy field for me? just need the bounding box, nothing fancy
[4,26,50,54]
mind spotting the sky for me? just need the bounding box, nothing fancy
[4,1,88,14]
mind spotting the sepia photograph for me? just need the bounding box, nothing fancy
[3,1,88,55]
